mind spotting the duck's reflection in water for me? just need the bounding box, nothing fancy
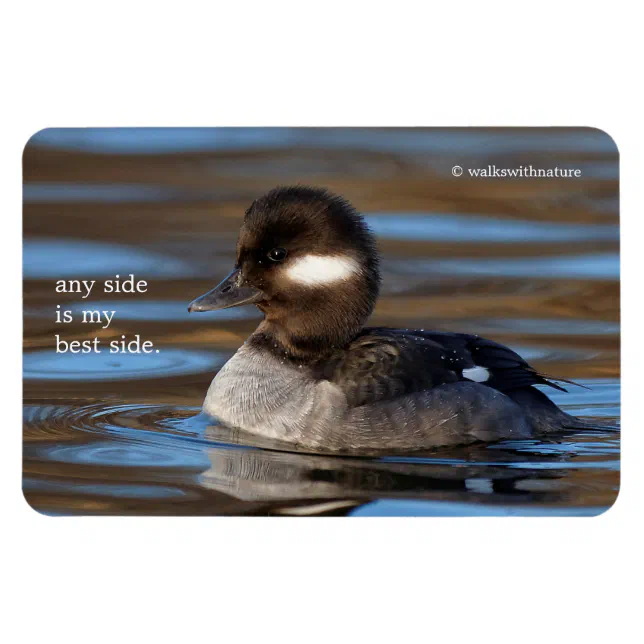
[198,423,575,515]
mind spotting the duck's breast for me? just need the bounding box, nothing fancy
[202,343,347,445]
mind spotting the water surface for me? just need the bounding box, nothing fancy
[23,127,619,516]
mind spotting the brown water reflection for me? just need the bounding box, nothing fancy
[22,128,619,516]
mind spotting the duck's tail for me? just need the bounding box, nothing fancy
[506,386,618,433]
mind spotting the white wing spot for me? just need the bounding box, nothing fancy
[465,478,494,494]
[462,366,490,382]
[284,255,360,286]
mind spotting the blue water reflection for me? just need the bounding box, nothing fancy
[23,238,193,278]
[366,213,618,243]
[27,127,618,156]
[389,253,619,280]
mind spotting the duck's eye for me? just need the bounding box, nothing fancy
[267,247,288,262]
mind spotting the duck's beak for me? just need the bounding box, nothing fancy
[187,268,264,313]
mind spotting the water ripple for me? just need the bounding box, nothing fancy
[24,348,226,381]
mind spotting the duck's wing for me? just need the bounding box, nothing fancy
[317,329,458,407]
[322,327,571,408]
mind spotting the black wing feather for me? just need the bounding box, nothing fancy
[320,327,574,408]
[418,331,571,393]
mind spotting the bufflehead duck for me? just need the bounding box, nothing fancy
[188,186,586,454]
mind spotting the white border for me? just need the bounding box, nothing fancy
[5,2,639,643]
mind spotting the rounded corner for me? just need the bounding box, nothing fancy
[583,126,620,157]
[591,480,621,518]
[22,127,53,162]
[21,485,55,518]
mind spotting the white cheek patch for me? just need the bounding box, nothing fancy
[284,255,360,286]
[462,366,490,382]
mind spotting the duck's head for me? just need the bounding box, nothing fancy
[188,186,381,358]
